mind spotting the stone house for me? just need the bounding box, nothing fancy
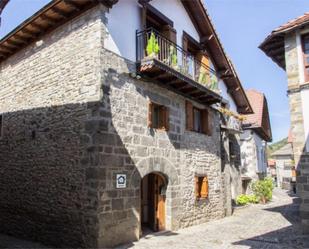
[271,142,296,190]
[240,90,272,194]
[0,0,252,247]
[260,13,309,233]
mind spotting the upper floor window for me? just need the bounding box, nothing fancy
[301,34,309,81]
[186,100,212,135]
[148,102,169,131]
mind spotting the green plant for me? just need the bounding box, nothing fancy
[198,70,208,85]
[236,194,259,206]
[251,177,274,204]
[169,45,178,67]
[247,194,259,204]
[236,194,250,206]
[146,32,160,57]
[210,74,218,90]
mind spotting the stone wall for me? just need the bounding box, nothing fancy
[0,3,228,248]
[285,32,309,233]
[0,6,105,248]
[95,49,225,247]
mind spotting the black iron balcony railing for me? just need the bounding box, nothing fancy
[136,28,219,92]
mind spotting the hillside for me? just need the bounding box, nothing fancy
[267,137,288,159]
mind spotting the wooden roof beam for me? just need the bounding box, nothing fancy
[40,14,58,26]
[63,0,82,11]
[51,7,69,19]
[7,39,26,47]
[30,22,45,31]
[0,46,13,54]
[20,29,38,39]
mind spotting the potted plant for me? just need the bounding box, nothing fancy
[169,45,178,69]
[146,31,160,58]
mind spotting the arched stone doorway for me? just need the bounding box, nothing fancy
[141,172,167,234]
[130,157,180,236]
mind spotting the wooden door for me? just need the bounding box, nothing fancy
[154,174,166,231]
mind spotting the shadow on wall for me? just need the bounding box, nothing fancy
[0,64,189,248]
[232,194,309,248]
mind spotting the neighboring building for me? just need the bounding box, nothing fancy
[267,159,277,183]
[260,13,309,233]
[271,143,295,190]
[240,90,272,194]
[0,0,252,247]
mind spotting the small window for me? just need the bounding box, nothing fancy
[148,102,169,130]
[195,176,209,199]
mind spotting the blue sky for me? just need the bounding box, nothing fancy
[1,0,309,143]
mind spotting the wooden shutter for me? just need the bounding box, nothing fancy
[163,106,169,131]
[200,177,209,198]
[195,176,200,198]
[162,25,177,44]
[148,102,153,128]
[207,111,213,136]
[183,35,188,52]
[201,109,209,135]
[186,101,193,131]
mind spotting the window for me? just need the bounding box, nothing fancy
[193,108,202,133]
[148,102,169,130]
[195,176,209,199]
[186,100,212,135]
[302,34,309,81]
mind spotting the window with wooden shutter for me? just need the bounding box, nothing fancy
[148,102,169,130]
[201,109,213,136]
[195,176,209,199]
[186,100,193,131]
[162,25,177,43]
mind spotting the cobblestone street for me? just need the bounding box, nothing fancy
[0,188,309,249]
[117,188,309,249]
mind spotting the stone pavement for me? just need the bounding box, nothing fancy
[0,188,309,248]
[117,188,309,249]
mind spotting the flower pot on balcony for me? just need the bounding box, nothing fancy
[146,31,160,59]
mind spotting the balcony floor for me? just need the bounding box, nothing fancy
[137,58,222,105]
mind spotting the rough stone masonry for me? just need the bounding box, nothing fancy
[0,4,229,248]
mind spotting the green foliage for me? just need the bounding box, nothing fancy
[198,71,207,84]
[236,194,250,205]
[236,194,259,206]
[169,45,178,67]
[146,32,160,57]
[251,177,274,203]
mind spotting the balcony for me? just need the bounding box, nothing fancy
[136,29,222,105]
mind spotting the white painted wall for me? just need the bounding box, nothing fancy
[253,132,267,173]
[218,80,238,112]
[149,0,200,47]
[104,0,200,62]
[301,89,309,152]
[104,0,142,61]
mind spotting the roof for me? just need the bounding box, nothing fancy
[259,12,309,70]
[242,89,272,142]
[0,0,252,114]
[271,143,294,157]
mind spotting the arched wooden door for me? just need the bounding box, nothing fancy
[141,172,166,233]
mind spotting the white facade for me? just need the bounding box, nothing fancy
[104,0,199,62]
[301,89,309,152]
[240,130,267,181]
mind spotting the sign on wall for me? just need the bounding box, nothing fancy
[116,174,126,188]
